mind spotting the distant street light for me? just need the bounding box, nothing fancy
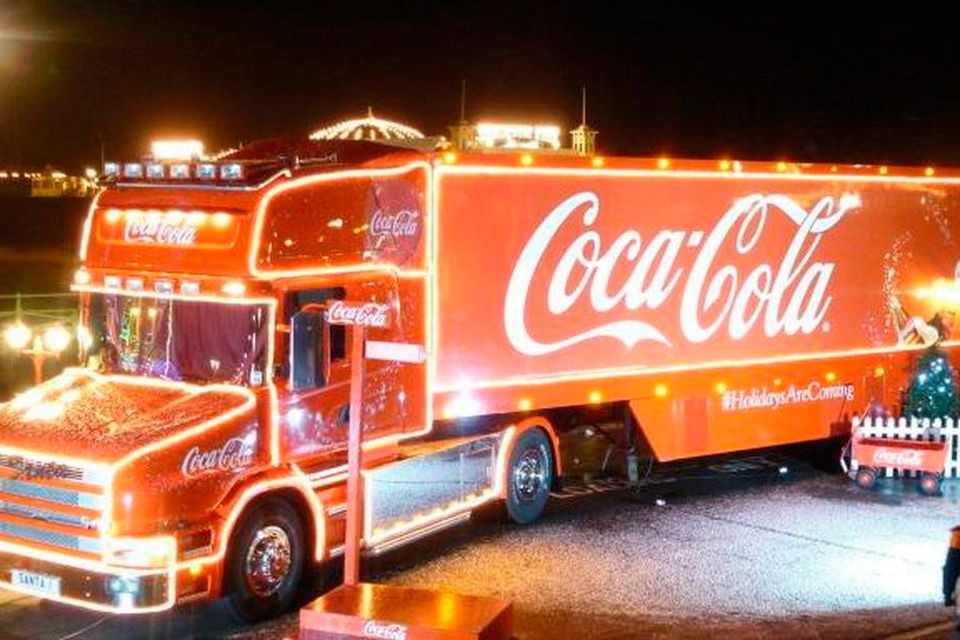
[3,322,73,385]
[42,325,71,353]
[3,322,32,350]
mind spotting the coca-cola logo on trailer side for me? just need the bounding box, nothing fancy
[504,192,859,355]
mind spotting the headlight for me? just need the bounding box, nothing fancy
[106,536,175,569]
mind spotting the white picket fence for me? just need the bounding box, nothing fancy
[851,416,960,478]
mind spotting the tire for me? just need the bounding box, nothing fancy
[506,428,554,525]
[920,472,942,497]
[855,467,877,490]
[225,497,306,622]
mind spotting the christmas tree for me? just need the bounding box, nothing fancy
[903,347,959,419]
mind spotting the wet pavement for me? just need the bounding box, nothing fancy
[1,452,957,639]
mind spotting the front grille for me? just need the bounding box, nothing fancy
[0,453,106,557]
[0,499,98,530]
[0,478,103,510]
[0,520,100,554]
[0,455,88,483]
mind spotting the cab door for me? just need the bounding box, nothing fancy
[279,281,406,465]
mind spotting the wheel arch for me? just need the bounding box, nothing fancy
[214,469,327,580]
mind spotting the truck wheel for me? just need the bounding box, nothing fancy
[920,472,942,497]
[506,428,553,525]
[225,497,306,622]
[855,467,877,490]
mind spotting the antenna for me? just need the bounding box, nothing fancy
[581,85,587,126]
[459,79,467,123]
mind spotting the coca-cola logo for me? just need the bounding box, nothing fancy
[325,300,391,328]
[872,447,925,468]
[362,620,408,640]
[124,212,199,245]
[504,191,858,355]
[181,436,256,477]
[370,210,419,238]
[365,179,423,265]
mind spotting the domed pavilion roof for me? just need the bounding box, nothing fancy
[309,108,425,142]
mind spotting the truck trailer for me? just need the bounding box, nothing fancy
[0,139,958,619]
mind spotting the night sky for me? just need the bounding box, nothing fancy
[3,2,960,171]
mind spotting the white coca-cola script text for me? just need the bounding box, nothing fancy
[124,213,199,245]
[362,620,408,640]
[181,437,255,477]
[504,192,859,355]
[370,209,419,238]
[871,447,925,468]
[326,300,390,328]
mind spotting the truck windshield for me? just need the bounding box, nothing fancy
[83,293,270,386]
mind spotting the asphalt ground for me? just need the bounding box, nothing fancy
[0,449,957,640]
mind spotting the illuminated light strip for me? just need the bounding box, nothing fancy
[71,284,276,306]
[247,161,432,279]
[77,189,105,261]
[267,384,280,466]
[432,340,960,393]
[436,163,960,184]
[362,426,515,547]
[306,465,348,483]
[367,512,471,556]
[181,470,327,569]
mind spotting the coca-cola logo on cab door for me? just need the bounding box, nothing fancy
[325,300,390,328]
[362,620,408,640]
[181,436,256,477]
[504,191,859,355]
[871,447,925,468]
[365,179,422,265]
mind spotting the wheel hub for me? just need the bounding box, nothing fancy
[244,525,292,597]
[514,446,547,502]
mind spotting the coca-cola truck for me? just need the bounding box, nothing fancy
[0,138,958,619]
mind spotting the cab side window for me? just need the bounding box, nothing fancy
[287,287,346,390]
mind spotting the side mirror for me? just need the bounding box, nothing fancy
[290,310,326,390]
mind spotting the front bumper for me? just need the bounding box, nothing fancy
[0,546,173,613]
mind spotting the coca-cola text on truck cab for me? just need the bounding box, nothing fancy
[0,138,958,619]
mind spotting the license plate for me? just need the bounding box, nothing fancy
[10,569,61,597]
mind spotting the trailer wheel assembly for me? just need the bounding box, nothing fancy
[855,467,878,490]
[920,472,943,497]
[506,428,554,525]
[225,496,307,622]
